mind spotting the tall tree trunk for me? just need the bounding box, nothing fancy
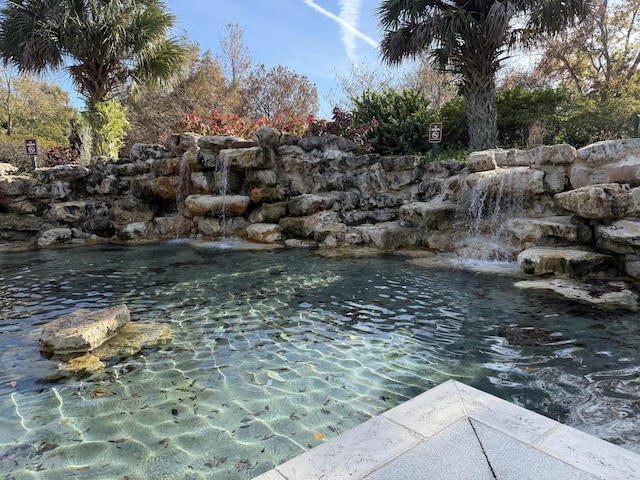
[463,69,497,151]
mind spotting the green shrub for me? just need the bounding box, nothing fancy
[351,89,435,155]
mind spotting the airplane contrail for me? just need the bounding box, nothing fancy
[303,0,379,57]
[339,0,362,62]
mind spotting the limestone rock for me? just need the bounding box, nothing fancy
[555,183,630,220]
[66,353,106,373]
[514,279,638,311]
[463,167,545,199]
[150,176,179,199]
[625,254,640,279]
[399,199,457,230]
[117,222,150,240]
[0,175,32,196]
[298,134,356,153]
[48,202,87,223]
[595,219,640,254]
[185,194,250,217]
[288,194,335,216]
[525,144,577,167]
[92,322,171,359]
[572,139,640,188]
[508,216,579,244]
[248,202,288,224]
[130,143,167,161]
[247,169,278,187]
[37,228,73,247]
[517,247,617,279]
[30,182,71,200]
[115,161,151,177]
[164,132,201,155]
[219,147,267,169]
[246,223,282,243]
[355,222,425,250]
[467,150,498,173]
[195,216,221,237]
[0,163,18,175]
[34,165,89,183]
[254,126,282,149]
[154,215,192,238]
[39,305,131,353]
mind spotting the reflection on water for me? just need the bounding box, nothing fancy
[0,243,638,479]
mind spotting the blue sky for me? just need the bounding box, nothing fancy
[165,0,385,117]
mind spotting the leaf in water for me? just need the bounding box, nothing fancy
[109,436,132,444]
[37,442,58,454]
[205,456,227,468]
[235,459,254,470]
[90,387,115,399]
[10,381,17,388]
[313,432,324,440]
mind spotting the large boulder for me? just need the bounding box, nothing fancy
[517,247,617,279]
[185,194,250,217]
[246,223,282,243]
[555,183,631,220]
[514,279,638,311]
[399,199,457,230]
[595,219,640,254]
[39,305,131,354]
[570,138,640,188]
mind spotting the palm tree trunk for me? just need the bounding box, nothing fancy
[463,70,497,151]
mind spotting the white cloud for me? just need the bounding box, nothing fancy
[303,0,378,61]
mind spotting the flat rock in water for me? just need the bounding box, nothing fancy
[56,322,172,373]
[38,304,130,354]
[92,322,171,359]
[514,279,638,311]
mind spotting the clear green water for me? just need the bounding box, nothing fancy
[0,242,638,479]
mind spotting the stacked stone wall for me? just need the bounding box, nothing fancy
[1,128,639,282]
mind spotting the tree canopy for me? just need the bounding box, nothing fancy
[0,0,188,157]
[377,0,595,150]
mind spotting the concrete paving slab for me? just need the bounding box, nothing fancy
[272,415,422,480]
[365,418,494,480]
[455,381,558,444]
[535,424,640,480]
[253,380,640,480]
[381,379,467,439]
[471,419,597,480]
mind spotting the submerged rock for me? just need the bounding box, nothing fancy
[514,279,638,311]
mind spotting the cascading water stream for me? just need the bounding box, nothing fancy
[216,155,230,238]
[454,168,527,262]
[176,152,191,215]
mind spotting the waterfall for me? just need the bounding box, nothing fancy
[454,168,527,262]
[215,155,230,238]
[176,153,191,214]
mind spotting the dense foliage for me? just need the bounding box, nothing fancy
[43,145,80,167]
[0,0,188,158]
[351,89,435,155]
[377,0,595,150]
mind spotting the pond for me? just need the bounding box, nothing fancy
[0,242,638,479]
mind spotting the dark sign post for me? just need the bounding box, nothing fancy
[428,122,442,161]
[25,139,38,169]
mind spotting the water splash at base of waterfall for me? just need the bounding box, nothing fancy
[454,168,528,262]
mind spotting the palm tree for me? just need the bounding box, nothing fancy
[0,0,187,156]
[378,0,595,150]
